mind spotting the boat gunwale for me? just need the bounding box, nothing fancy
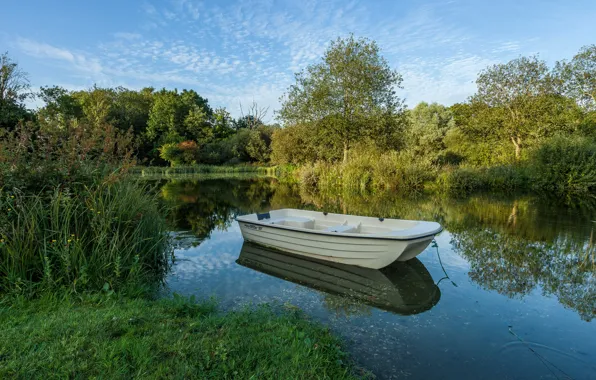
[236,213,443,242]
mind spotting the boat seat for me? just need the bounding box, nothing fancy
[324,224,358,233]
[266,216,315,229]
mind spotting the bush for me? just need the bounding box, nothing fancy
[0,181,170,296]
[295,149,435,194]
[437,165,529,195]
[528,136,596,194]
[0,121,134,192]
[159,141,199,166]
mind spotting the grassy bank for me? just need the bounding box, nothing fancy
[0,295,360,379]
[0,181,171,296]
[281,137,596,197]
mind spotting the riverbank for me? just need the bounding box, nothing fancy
[133,136,596,197]
[0,294,362,379]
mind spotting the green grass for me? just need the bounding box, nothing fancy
[0,294,361,379]
[0,181,171,296]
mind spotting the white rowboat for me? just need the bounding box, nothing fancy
[236,209,442,269]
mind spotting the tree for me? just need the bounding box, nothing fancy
[278,35,405,162]
[406,102,454,161]
[184,105,212,145]
[37,86,83,128]
[0,52,32,130]
[110,87,153,135]
[147,89,213,145]
[472,55,558,160]
[74,86,116,128]
[212,107,234,139]
[236,101,268,130]
[555,45,596,111]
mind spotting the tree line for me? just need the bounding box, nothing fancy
[273,36,596,168]
[1,53,278,166]
[1,37,595,173]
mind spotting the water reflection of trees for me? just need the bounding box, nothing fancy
[161,178,277,241]
[300,190,596,321]
[160,178,596,321]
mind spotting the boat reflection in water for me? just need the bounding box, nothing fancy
[236,242,441,315]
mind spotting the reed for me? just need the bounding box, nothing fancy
[0,181,171,296]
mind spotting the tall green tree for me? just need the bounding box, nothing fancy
[212,107,235,139]
[472,55,558,160]
[74,86,116,128]
[406,102,454,161]
[37,86,83,128]
[110,87,153,135]
[0,52,32,130]
[555,45,596,111]
[278,35,405,162]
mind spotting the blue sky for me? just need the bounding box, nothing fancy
[2,0,596,118]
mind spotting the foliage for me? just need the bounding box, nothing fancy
[0,182,170,296]
[470,55,570,160]
[271,123,339,164]
[37,86,83,127]
[555,44,596,110]
[146,89,213,149]
[159,141,199,167]
[406,102,455,163]
[0,121,135,192]
[278,35,406,162]
[436,166,529,196]
[0,296,358,379]
[295,149,435,194]
[0,52,32,130]
[527,136,596,194]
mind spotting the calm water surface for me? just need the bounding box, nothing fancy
[160,177,596,380]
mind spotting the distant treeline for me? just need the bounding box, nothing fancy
[1,37,596,193]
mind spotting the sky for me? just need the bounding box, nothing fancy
[2,0,596,119]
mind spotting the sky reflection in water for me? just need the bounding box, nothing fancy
[163,177,596,379]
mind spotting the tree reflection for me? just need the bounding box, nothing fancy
[158,177,596,320]
[161,178,277,241]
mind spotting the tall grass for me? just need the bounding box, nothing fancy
[0,181,171,296]
[296,150,435,194]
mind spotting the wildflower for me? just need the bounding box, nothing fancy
[10,196,14,198]
[67,239,72,243]
[51,240,56,243]
[71,234,75,237]
[97,211,101,214]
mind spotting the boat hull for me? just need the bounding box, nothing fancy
[238,221,435,269]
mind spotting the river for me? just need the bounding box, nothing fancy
[159,176,596,379]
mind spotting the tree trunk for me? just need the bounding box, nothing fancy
[511,136,521,161]
[343,141,349,163]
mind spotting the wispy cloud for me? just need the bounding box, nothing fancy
[113,32,143,41]
[13,0,561,116]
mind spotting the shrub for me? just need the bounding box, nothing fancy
[0,181,170,296]
[0,121,134,192]
[437,165,529,196]
[295,149,436,194]
[528,136,596,194]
